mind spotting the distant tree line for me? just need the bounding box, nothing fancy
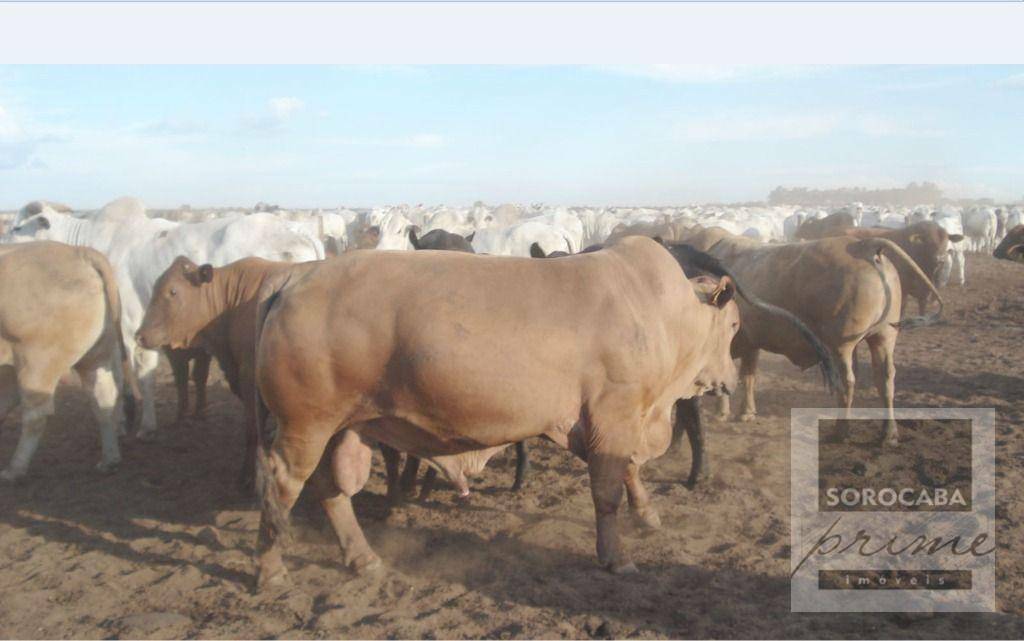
[767,182,945,207]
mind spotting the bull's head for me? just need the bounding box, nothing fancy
[8,213,55,243]
[689,275,740,397]
[994,225,1024,263]
[136,256,214,350]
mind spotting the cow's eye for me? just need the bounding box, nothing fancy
[169,288,177,297]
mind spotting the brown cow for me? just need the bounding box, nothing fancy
[136,256,317,490]
[994,225,1024,262]
[0,241,139,481]
[838,222,962,314]
[794,211,856,240]
[677,226,943,445]
[252,237,748,587]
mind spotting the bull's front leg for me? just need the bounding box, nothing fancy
[191,351,212,418]
[165,348,190,426]
[135,347,161,440]
[588,450,636,574]
[672,397,708,487]
[738,349,760,422]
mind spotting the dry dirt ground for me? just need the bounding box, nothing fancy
[1,254,1023,640]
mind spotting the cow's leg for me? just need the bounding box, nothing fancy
[625,462,660,530]
[738,349,760,422]
[419,466,438,500]
[715,394,731,421]
[255,423,333,590]
[311,429,381,573]
[135,347,161,439]
[380,444,403,504]
[399,455,421,498]
[511,440,529,491]
[77,364,122,473]
[166,349,190,426]
[191,351,212,419]
[238,387,257,495]
[588,447,635,574]
[0,367,21,427]
[916,295,928,317]
[1,360,62,481]
[832,344,858,442]
[867,329,899,447]
[670,397,708,487]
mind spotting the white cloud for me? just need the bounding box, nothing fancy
[268,97,304,119]
[327,133,445,148]
[133,118,207,137]
[673,113,841,142]
[672,111,943,142]
[241,97,306,133]
[995,73,1024,89]
[602,64,827,84]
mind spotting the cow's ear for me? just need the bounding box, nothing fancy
[949,233,964,243]
[652,236,665,247]
[909,233,923,244]
[37,216,50,230]
[529,242,546,259]
[710,276,736,309]
[465,231,475,243]
[198,264,214,284]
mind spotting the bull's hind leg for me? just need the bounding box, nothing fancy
[738,349,760,422]
[867,328,899,447]
[511,440,529,491]
[380,444,403,503]
[311,430,381,573]
[256,423,333,590]
[77,363,122,473]
[625,463,660,530]
[1,357,64,481]
[831,343,858,442]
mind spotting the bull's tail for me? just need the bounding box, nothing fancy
[252,270,299,546]
[861,238,945,329]
[666,242,841,394]
[80,247,142,429]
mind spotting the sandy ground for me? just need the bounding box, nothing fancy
[1,253,1023,640]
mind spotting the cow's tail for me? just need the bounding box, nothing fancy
[666,242,841,394]
[861,238,944,329]
[252,270,298,546]
[81,247,142,430]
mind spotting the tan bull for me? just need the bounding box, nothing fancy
[0,241,138,481]
[136,256,317,491]
[794,211,856,240]
[251,237,748,588]
[677,227,943,445]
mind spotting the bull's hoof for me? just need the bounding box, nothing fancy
[348,552,382,575]
[715,412,731,422]
[882,435,899,448]
[686,470,709,489]
[255,567,289,593]
[739,412,757,423]
[609,561,638,575]
[0,468,24,483]
[631,508,662,531]
[95,460,120,474]
[136,429,159,442]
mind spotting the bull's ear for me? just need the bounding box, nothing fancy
[949,233,964,243]
[408,227,420,249]
[909,233,923,244]
[37,216,50,230]
[529,242,546,259]
[465,231,475,243]
[198,264,214,284]
[710,276,736,309]
[652,236,666,246]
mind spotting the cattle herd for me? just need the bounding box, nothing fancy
[0,195,1022,595]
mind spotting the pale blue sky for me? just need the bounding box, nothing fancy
[1,65,1021,209]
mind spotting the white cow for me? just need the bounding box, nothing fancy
[962,208,998,253]
[471,219,575,256]
[932,209,966,286]
[6,197,323,439]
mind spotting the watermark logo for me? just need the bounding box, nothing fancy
[791,409,995,612]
